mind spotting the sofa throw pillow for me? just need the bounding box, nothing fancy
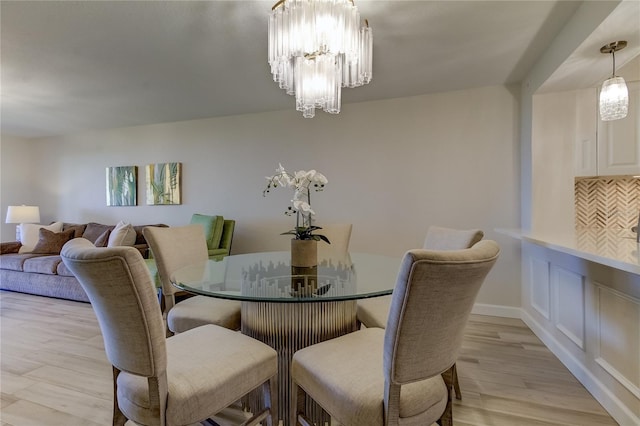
[94,230,111,247]
[18,222,63,253]
[83,222,115,243]
[132,224,168,245]
[62,223,87,238]
[1,241,22,255]
[32,228,75,254]
[108,221,137,247]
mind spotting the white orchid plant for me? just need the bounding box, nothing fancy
[263,163,330,243]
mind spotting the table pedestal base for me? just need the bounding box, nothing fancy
[241,300,358,426]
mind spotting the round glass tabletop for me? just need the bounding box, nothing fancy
[171,251,400,303]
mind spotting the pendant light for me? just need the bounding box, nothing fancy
[599,40,628,121]
[268,0,373,118]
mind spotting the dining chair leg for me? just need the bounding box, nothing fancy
[437,366,454,426]
[243,408,270,426]
[290,382,300,426]
[452,363,462,400]
[264,375,277,426]
[112,367,127,426]
[291,382,313,426]
[242,376,277,426]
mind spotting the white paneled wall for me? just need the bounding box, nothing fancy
[522,242,640,425]
[530,256,550,319]
[595,284,640,399]
[552,265,585,350]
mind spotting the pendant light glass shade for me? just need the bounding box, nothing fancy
[599,41,629,121]
[268,0,373,118]
[600,76,629,121]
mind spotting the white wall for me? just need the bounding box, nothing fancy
[531,90,581,235]
[2,85,522,309]
[0,135,40,241]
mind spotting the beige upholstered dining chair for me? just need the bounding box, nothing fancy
[356,225,483,400]
[423,225,484,251]
[143,224,241,335]
[357,226,484,328]
[317,223,353,263]
[291,240,499,426]
[61,238,277,426]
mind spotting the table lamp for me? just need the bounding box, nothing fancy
[5,205,40,240]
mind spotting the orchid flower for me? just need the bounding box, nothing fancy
[293,200,315,216]
[312,172,327,184]
[263,164,329,242]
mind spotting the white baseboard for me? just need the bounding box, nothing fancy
[521,310,640,426]
[471,303,522,319]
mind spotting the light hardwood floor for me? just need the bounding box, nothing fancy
[0,291,618,426]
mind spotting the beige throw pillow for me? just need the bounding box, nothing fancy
[19,222,63,253]
[108,221,137,247]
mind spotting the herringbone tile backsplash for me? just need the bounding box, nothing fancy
[575,177,640,229]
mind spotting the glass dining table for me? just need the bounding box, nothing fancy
[171,250,400,426]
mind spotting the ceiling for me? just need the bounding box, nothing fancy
[540,0,640,93]
[1,0,631,139]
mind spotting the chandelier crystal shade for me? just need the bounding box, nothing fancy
[268,0,373,118]
[599,41,628,122]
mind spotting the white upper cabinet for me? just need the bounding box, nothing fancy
[596,80,640,176]
[574,88,598,177]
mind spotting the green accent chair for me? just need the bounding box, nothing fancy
[145,256,161,287]
[190,214,236,260]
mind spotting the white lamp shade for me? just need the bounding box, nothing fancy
[6,205,41,224]
[599,76,629,121]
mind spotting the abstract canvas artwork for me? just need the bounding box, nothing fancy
[146,162,182,205]
[106,166,137,206]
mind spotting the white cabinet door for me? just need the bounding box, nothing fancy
[575,88,598,177]
[597,81,640,176]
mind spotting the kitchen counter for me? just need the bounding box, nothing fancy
[497,228,640,275]
[500,227,640,426]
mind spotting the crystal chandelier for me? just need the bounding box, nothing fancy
[599,41,628,121]
[268,0,373,118]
